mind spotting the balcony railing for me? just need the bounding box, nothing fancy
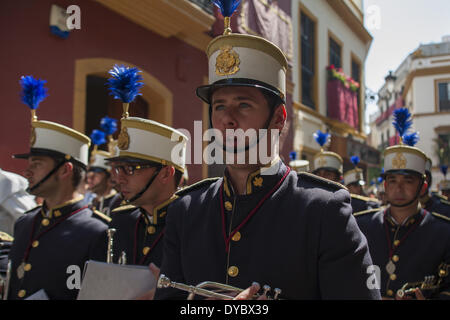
[188,0,213,14]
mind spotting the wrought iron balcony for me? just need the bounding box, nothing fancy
[188,0,213,14]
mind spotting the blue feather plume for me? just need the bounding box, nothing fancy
[289,151,297,161]
[402,132,419,146]
[90,129,107,146]
[441,165,448,177]
[377,176,383,184]
[313,130,330,148]
[100,116,118,136]
[350,156,360,166]
[213,0,241,17]
[19,75,48,110]
[107,65,144,103]
[392,108,412,137]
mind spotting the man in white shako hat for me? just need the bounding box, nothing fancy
[7,76,108,300]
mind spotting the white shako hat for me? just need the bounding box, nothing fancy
[89,150,111,172]
[311,130,343,175]
[104,65,188,173]
[196,1,287,105]
[425,157,432,173]
[381,108,426,178]
[344,156,365,186]
[13,75,90,169]
[107,117,188,173]
[14,120,91,169]
[288,151,309,173]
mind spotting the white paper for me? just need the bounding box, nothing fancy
[77,260,156,300]
[25,289,49,300]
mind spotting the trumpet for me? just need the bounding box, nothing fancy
[157,274,282,300]
[1,260,11,300]
[396,263,449,299]
[106,228,116,264]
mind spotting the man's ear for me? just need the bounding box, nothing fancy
[58,161,74,180]
[158,166,175,184]
[272,104,287,130]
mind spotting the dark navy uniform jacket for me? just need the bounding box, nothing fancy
[106,196,178,267]
[7,197,108,300]
[422,194,450,218]
[356,208,450,299]
[155,161,381,300]
[351,194,380,214]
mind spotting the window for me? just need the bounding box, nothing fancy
[351,58,361,108]
[329,36,341,69]
[438,81,450,112]
[300,12,316,109]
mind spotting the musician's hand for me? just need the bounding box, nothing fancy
[233,282,267,300]
[135,263,160,300]
[395,288,426,300]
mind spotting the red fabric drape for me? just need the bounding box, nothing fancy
[327,79,359,129]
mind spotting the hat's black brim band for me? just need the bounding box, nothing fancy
[312,167,342,176]
[13,148,87,170]
[381,169,424,178]
[196,78,285,105]
[105,155,159,165]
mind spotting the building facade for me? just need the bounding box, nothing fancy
[369,37,450,190]
[290,0,378,181]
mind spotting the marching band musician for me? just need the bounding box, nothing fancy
[311,130,343,183]
[98,65,188,272]
[355,109,450,299]
[7,76,108,300]
[155,1,380,300]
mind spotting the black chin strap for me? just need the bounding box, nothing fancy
[26,160,67,193]
[389,179,424,208]
[124,167,162,204]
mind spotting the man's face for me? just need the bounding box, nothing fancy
[24,156,58,197]
[86,170,108,193]
[385,173,422,206]
[348,183,363,195]
[110,162,158,204]
[315,169,340,182]
[210,86,282,166]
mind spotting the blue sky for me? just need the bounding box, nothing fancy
[363,0,450,123]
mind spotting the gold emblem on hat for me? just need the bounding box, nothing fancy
[30,127,36,146]
[317,156,327,167]
[392,152,407,169]
[216,45,240,76]
[118,126,130,150]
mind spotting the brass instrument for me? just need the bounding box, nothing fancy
[118,251,127,265]
[396,263,449,299]
[106,228,116,264]
[157,274,282,300]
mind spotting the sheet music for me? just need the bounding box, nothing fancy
[77,260,156,300]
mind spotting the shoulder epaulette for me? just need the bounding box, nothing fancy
[351,193,378,202]
[93,210,112,223]
[24,205,42,214]
[111,204,138,213]
[298,172,347,191]
[432,212,450,222]
[175,177,220,197]
[435,193,449,201]
[0,231,14,242]
[353,207,382,217]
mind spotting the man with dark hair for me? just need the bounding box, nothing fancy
[355,114,450,300]
[7,114,109,300]
[155,5,379,300]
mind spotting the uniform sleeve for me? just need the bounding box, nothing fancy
[154,200,188,300]
[435,227,450,300]
[318,189,381,300]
